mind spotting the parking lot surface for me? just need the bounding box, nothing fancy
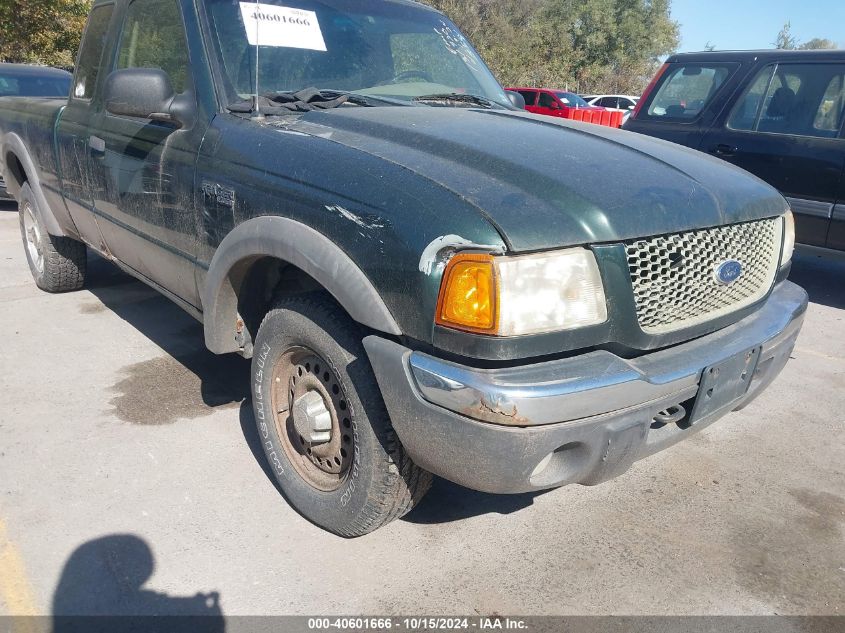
[0,201,843,617]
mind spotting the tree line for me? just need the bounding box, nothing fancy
[0,0,679,93]
[424,0,678,94]
[0,0,839,97]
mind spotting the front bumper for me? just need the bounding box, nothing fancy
[364,281,808,494]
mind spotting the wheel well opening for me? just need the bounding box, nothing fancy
[4,152,27,191]
[233,257,326,353]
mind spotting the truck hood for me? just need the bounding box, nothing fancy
[289,107,787,251]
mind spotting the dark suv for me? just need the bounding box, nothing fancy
[625,50,845,254]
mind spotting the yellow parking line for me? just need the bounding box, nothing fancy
[0,518,40,621]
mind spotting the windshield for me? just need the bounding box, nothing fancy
[204,0,510,108]
[555,92,589,108]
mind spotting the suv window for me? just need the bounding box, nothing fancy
[598,97,618,108]
[538,92,557,108]
[646,64,734,120]
[517,90,537,106]
[815,73,845,132]
[73,4,115,100]
[116,0,190,93]
[728,63,845,138]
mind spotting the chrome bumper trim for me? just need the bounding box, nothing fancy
[409,281,808,426]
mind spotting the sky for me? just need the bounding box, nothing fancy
[672,0,845,52]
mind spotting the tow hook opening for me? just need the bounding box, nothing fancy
[648,397,697,444]
[653,404,686,427]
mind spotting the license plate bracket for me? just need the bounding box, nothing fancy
[689,346,762,424]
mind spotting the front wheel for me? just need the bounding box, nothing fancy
[251,293,432,537]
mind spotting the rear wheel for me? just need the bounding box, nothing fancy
[251,293,431,537]
[18,183,86,293]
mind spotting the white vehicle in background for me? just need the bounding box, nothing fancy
[584,95,640,122]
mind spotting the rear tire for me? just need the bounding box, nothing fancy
[251,293,432,537]
[18,183,86,293]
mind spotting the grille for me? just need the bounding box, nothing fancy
[625,218,782,334]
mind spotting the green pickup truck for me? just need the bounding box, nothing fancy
[0,0,807,536]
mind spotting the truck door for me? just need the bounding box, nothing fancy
[535,91,564,117]
[700,62,845,248]
[56,2,115,250]
[87,0,206,306]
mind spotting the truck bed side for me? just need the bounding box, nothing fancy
[0,97,76,236]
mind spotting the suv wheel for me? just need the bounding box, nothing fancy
[18,183,86,292]
[251,293,432,537]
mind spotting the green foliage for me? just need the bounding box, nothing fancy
[799,38,838,51]
[117,0,190,92]
[424,0,679,93]
[774,22,799,50]
[0,0,93,67]
[774,23,837,51]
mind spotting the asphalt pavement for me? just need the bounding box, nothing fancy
[0,200,843,617]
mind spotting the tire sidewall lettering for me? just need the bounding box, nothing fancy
[254,342,284,476]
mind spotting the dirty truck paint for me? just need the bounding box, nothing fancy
[0,0,790,361]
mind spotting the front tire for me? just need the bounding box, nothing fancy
[18,183,86,292]
[251,293,432,537]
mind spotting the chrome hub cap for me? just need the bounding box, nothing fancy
[292,391,332,444]
[22,203,44,274]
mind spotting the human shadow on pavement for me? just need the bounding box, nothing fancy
[789,251,845,310]
[52,534,224,632]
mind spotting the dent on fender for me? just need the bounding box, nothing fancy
[418,234,505,276]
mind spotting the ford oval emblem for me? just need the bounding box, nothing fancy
[714,259,743,285]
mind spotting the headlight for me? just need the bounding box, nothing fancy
[782,210,795,265]
[435,248,608,336]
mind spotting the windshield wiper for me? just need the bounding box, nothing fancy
[412,93,500,109]
[318,89,411,108]
[227,87,405,116]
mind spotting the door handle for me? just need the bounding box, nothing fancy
[712,143,737,156]
[89,136,106,155]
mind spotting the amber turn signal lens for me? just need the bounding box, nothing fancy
[435,253,498,333]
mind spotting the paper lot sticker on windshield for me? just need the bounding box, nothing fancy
[239,3,327,51]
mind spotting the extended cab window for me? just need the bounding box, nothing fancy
[646,64,734,120]
[728,63,845,138]
[517,90,537,106]
[73,4,115,100]
[116,0,191,93]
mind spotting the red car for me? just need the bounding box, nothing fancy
[508,88,606,118]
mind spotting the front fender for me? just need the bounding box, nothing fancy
[202,216,402,355]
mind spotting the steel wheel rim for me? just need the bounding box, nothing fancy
[270,346,354,492]
[22,203,44,274]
